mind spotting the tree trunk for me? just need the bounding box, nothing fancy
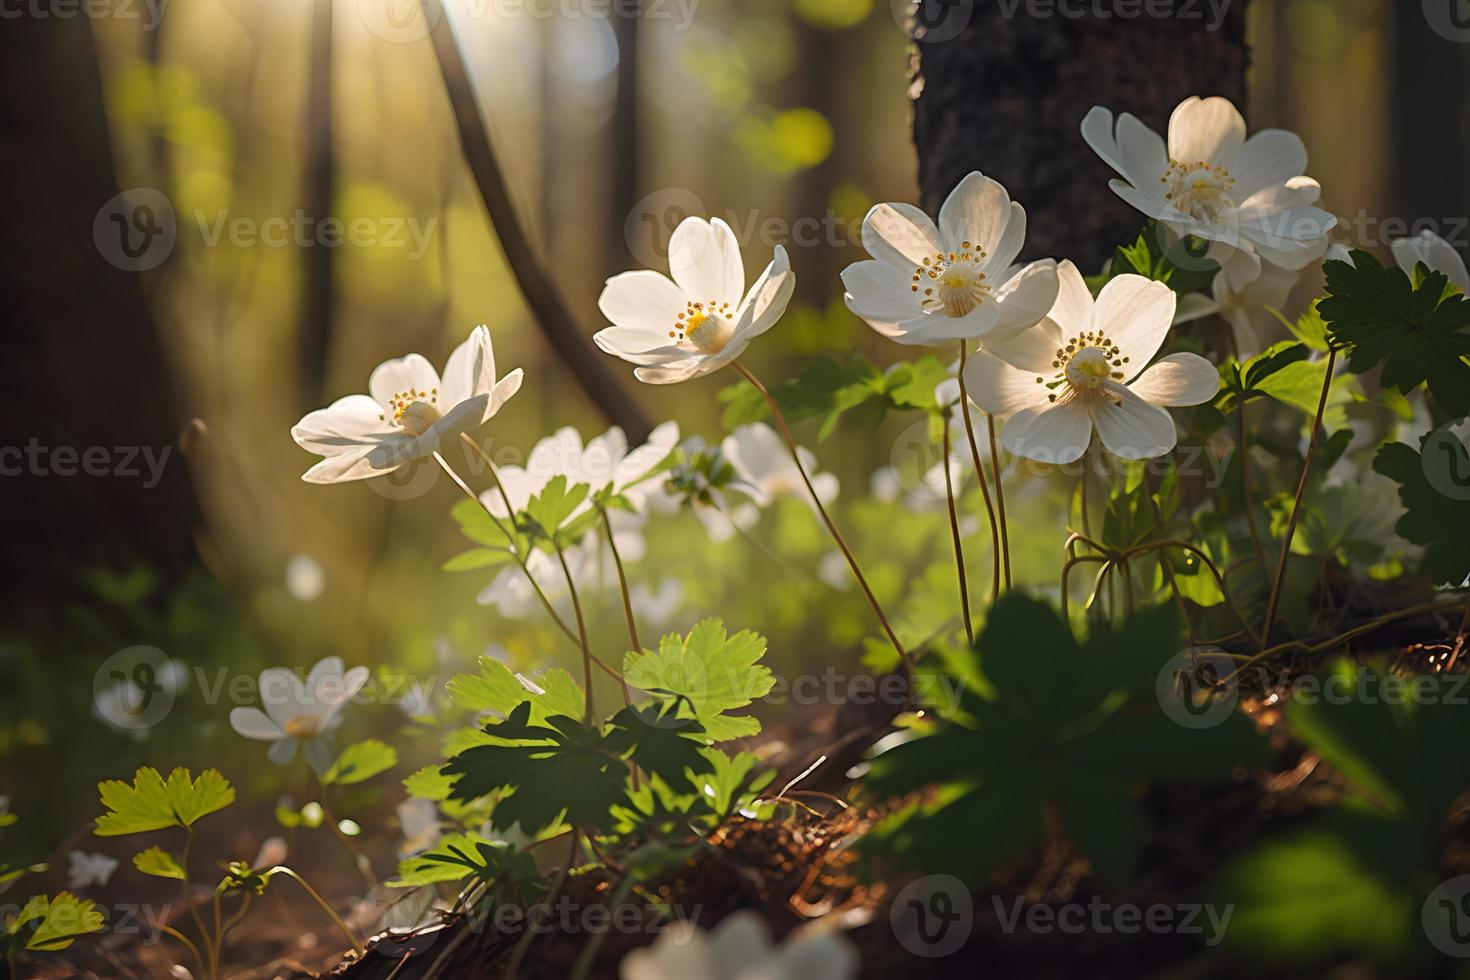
[909,2,1250,270]
[0,14,199,596]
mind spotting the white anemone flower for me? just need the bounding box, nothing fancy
[595,217,795,384]
[478,527,645,619]
[229,656,370,772]
[620,910,859,980]
[842,172,1060,346]
[66,851,119,890]
[1391,230,1470,292]
[721,423,838,513]
[963,261,1219,463]
[291,325,523,483]
[484,423,680,523]
[1083,96,1335,278]
[1173,259,1302,355]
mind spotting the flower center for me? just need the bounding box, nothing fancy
[284,715,321,739]
[1032,330,1131,405]
[670,299,735,354]
[911,243,991,318]
[380,388,442,437]
[1162,159,1237,223]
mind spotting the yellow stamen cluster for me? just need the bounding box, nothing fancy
[1033,329,1131,404]
[670,299,732,352]
[1161,159,1237,222]
[378,387,440,425]
[910,242,992,318]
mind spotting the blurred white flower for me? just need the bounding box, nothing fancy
[1391,230,1469,292]
[644,436,753,544]
[396,799,441,856]
[596,217,794,384]
[285,555,325,602]
[253,837,288,870]
[721,423,838,526]
[629,578,683,628]
[1083,96,1335,279]
[1173,259,1301,355]
[66,851,118,890]
[483,423,680,524]
[93,659,189,735]
[843,172,1059,347]
[479,528,645,620]
[620,910,859,980]
[291,325,523,484]
[817,552,851,591]
[228,656,369,773]
[963,262,1218,463]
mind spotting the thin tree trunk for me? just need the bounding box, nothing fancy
[608,0,641,276]
[299,0,335,404]
[909,2,1250,269]
[1391,2,1468,244]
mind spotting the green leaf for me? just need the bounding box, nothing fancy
[622,619,774,742]
[12,892,105,951]
[323,739,398,786]
[447,658,585,724]
[450,497,515,548]
[94,768,235,836]
[403,765,454,802]
[1105,224,1220,295]
[441,547,515,572]
[522,475,591,542]
[132,846,186,880]
[1321,250,1470,415]
[1372,438,1470,585]
[390,832,496,886]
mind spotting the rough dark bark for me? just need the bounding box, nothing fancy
[909,1,1250,270]
[0,14,199,596]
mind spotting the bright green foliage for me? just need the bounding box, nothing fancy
[442,700,714,833]
[614,748,775,837]
[323,739,398,786]
[403,765,455,802]
[1321,250,1470,415]
[1208,661,1470,963]
[1373,438,1470,585]
[447,657,585,724]
[443,497,518,572]
[718,354,950,438]
[521,475,590,543]
[392,835,550,917]
[1092,223,1219,295]
[132,846,185,880]
[94,767,234,836]
[622,619,775,742]
[863,595,1265,887]
[3,892,104,954]
[1212,341,1342,428]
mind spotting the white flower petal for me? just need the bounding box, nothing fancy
[439,325,496,407]
[667,217,744,306]
[861,201,943,271]
[1092,275,1177,368]
[989,258,1059,336]
[230,707,284,741]
[736,245,794,339]
[1091,384,1178,459]
[1168,96,1246,167]
[368,353,441,413]
[292,395,393,456]
[1042,260,1095,336]
[267,737,299,765]
[961,349,1053,417]
[981,315,1066,375]
[1001,400,1093,464]
[1115,112,1169,185]
[842,259,924,332]
[1081,106,1130,180]
[937,172,1012,256]
[1127,352,1220,407]
[1231,129,1309,201]
[1392,231,1470,293]
[597,270,687,333]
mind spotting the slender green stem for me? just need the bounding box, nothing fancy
[596,507,636,711]
[1236,400,1270,575]
[160,926,205,973]
[940,409,974,644]
[219,893,252,945]
[986,413,1012,589]
[271,867,364,955]
[553,542,597,726]
[439,444,626,686]
[1262,349,1336,649]
[182,829,217,978]
[1123,539,1261,647]
[955,344,1002,604]
[497,830,580,980]
[734,361,913,689]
